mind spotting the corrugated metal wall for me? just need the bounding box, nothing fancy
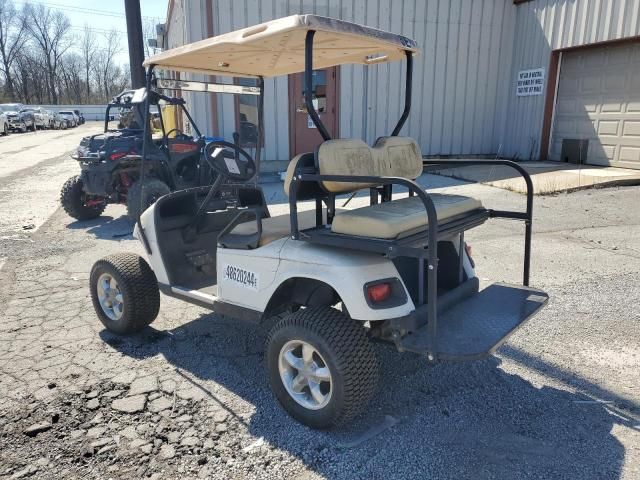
[173,0,640,162]
[505,0,640,160]
[211,0,293,164]
[204,0,516,162]
[174,0,219,138]
[336,0,515,156]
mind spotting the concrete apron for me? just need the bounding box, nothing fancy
[430,160,640,195]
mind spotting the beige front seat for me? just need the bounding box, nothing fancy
[230,209,326,247]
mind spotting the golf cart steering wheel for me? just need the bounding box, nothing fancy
[204,140,256,182]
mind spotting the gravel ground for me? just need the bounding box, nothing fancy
[0,129,639,479]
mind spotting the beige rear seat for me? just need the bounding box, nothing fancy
[233,136,483,245]
[331,194,482,239]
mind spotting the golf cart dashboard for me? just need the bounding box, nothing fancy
[156,183,267,228]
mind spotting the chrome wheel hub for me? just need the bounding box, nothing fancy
[278,340,332,410]
[97,273,124,321]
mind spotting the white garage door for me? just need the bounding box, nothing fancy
[550,41,640,169]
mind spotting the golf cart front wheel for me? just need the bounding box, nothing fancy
[126,178,170,221]
[60,175,106,220]
[90,253,160,335]
[266,307,378,429]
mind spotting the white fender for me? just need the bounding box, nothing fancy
[217,238,415,321]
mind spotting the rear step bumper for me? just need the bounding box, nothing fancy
[399,283,548,361]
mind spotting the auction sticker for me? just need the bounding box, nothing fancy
[222,264,259,291]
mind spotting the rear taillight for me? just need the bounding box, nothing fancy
[109,151,128,161]
[169,143,198,154]
[367,283,392,303]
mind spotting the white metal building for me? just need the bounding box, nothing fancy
[158,0,640,171]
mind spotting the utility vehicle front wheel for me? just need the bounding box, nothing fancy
[90,253,160,335]
[2,123,7,135]
[126,178,170,221]
[60,175,106,220]
[266,307,378,429]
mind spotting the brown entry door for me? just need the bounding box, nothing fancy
[290,67,338,156]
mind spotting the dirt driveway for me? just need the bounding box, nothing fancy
[0,128,638,479]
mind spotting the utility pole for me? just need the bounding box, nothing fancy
[124,0,145,88]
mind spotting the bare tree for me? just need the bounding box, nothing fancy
[0,0,26,100]
[80,24,96,103]
[1,1,131,104]
[23,3,72,104]
[93,28,122,101]
[12,50,45,104]
[59,52,83,103]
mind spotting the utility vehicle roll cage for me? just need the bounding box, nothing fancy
[286,29,534,361]
[104,87,204,138]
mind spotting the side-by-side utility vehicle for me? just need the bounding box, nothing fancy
[60,88,229,221]
[89,15,548,428]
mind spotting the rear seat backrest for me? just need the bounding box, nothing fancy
[317,136,423,193]
[283,136,423,196]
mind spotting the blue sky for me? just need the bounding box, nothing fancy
[14,0,169,66]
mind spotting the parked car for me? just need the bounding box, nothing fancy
[51,111,66,130]
[0,103,36,132]
[0,108,8,136]
[45,110,56,128]
[22,107,49,129]
[58,110,77,128]
[36,108,53,128]
[73,110,85,125]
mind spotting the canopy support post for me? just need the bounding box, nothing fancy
[305,30,331,141]
[391,50,413,136]
[254,76,265,184]
[137,65,155,254]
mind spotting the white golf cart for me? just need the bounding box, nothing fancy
[90,15,548,429]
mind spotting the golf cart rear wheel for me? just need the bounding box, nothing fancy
[60,175,106,220]
[90,253,160,335]
[126,178,170,221]
[266,307,378,429]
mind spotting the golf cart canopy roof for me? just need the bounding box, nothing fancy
[143,14,419,77]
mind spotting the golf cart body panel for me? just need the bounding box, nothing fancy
[134,204,170,284]
[218,239,418,321]
[92,14,550,428]
[136,193,420,322]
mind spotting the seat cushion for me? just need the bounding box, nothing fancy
[331,194,483,239]
[230,209,323,247]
